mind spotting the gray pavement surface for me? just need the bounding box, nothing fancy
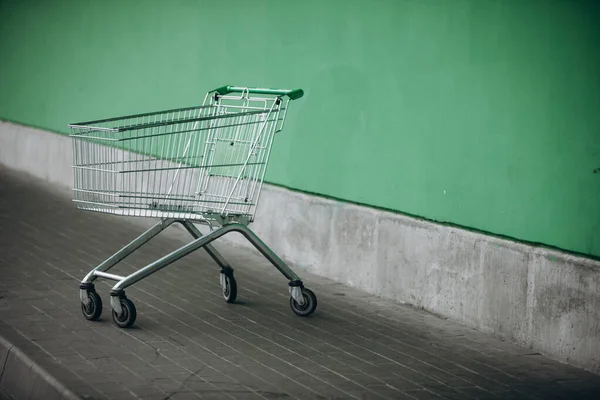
[0,167,599,400]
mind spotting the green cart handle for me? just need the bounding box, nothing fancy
[213,85,304,100]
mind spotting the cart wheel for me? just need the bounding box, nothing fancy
[112,297,137,328]
[290,288,317,317]
[81,290,102,321]
[221,271,237,303]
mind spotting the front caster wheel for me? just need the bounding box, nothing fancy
[81,291,102,321]
[290,288,317,317]
[112,297,137,328]
[221,271,237,303]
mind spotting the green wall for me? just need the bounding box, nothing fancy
[1,0,599,257]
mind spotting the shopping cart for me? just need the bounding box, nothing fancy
[69,86,317,328]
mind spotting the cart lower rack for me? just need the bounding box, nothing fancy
[69,86,316,328]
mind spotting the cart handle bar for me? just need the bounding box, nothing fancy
[213,86,304,100]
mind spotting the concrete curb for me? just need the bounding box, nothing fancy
[0,335,80,400]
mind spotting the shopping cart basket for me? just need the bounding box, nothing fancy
[69,86,316,328]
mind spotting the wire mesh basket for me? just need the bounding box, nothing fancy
[69,86,301,223]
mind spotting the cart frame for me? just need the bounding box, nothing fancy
[69,86,317,328]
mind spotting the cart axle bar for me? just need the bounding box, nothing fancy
[93,271,125,281]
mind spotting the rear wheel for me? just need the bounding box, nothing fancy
[221,271,237,303]
[290,288,317,317]
[112,297,137,328]
[81,290,102,321]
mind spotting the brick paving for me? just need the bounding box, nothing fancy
[0,166,599,400]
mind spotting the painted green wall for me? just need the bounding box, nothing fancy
[1,0,599,257]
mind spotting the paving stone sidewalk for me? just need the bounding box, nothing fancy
[0,167,599,400]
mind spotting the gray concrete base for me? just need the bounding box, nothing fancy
[2,119,599,374]
[248,182,600,375]
[0,121,73,189]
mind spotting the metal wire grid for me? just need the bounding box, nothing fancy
[69,93,287,223]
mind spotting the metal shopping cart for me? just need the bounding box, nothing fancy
[69,86,317,328]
